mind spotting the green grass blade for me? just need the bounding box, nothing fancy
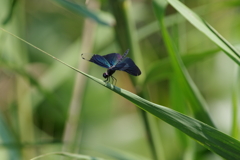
[167,0,240,65]
[104,86,240,160]
[104,80,240,160]
[53,0,115,26]
[153,0,215,127]
[2,27,240,159]
[30,152,104,160]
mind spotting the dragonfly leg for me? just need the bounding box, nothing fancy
[104,77,109,82]
[111,76,117,85]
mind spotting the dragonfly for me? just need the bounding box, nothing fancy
[81,49,141,84]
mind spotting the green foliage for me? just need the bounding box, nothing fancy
[0,0,240,160]
[2,25,240,159]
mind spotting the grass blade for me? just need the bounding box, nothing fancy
[167,0,240,65]
[153,0,215,127]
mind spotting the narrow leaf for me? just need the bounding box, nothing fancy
[103,81,240,160]
[167,0,240,65]
[153,0,215,127]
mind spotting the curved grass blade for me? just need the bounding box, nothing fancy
[153,0,215,127]
[30,152,104,160]
[167,0,240,65]
[53,0,115,26]
[1,28,240,160]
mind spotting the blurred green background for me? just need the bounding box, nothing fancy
[0,0,239,160]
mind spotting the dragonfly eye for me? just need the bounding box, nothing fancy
[103,73,108,78]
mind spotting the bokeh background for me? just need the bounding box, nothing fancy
[0,0,239,160]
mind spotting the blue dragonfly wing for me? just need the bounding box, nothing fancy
[89,55,111,68]
[111,58,141,76]
[103,53,122,66]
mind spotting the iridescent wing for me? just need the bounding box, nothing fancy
[88,54,111,68]
[103,49,129,66]
[87,53,123,68]
[102,53,122,66]
[111,57,141,76]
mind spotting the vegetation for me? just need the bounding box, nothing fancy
[0,0,239,160]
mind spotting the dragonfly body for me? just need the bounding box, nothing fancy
[103,69,116,83]
[81,49,141,84]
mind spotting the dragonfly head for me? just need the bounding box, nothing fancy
[103,72,109,79]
